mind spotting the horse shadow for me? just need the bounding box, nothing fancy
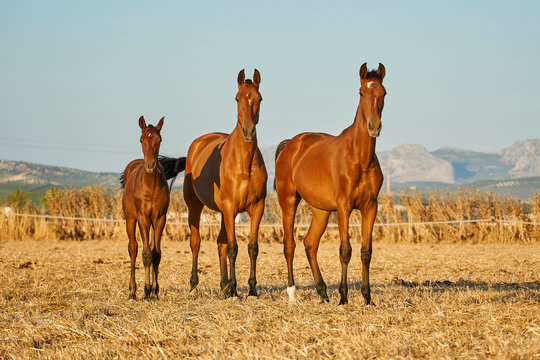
[236,280,540,300]
[188,143,223,210]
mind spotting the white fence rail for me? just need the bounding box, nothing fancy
[6,213,540,227]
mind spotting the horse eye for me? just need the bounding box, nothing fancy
[359,92,364,96]
[235,98,239,102]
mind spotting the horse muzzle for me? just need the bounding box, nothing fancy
[242,126,256,142]
[368,121,382,138]
[144,161,157,173]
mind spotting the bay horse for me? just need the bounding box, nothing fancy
[161,69,267,297]
[274,63,386,305]
[121,116,181,300]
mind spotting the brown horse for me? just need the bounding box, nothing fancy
[274,63,386,305]
[162,69,267,297]
[121,116,177,300]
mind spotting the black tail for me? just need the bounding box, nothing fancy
[273,139,290,190]
[120,171,126,189]
[275,139,290,161]
[159,156,187,180]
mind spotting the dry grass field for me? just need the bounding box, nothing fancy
[1,238,539,359]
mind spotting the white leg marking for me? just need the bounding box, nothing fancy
[287,285,297,303]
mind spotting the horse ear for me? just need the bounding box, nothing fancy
[377,63,386,79]
[139,116,146,130]
[237,69,245,86]
[156,117,164,131]
[359,63,368,79]
[253,69,261,86]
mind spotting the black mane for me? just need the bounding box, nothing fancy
[365,70,381,79]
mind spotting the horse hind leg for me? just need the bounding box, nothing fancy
[126,218,138,300]
[304,206,330,303]
[278,190,301,303]
[186,196,204,293]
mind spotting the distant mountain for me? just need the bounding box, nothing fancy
[431,147,512,183]
[378,144,454,183]
[2,139,538,202]
[377,139,540,185]
[499,139,540,178]
[0,160,119,188]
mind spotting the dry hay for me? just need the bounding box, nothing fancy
[0,239,539,359]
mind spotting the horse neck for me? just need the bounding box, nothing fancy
[344,102,377,169]
[225,123,257,173]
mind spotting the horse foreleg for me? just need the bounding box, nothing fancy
[216,219,229,294]
[151,215,166,300]
[126,218,138,300]
[247,199,264,297]
[304,206,330,303]
[360,201,377,305]
[337,202,352,305]
[137,220,152,299]
[222,209,238,297]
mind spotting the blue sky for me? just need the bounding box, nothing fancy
[1,1,539,172]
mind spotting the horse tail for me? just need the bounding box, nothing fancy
[275,139,290,161]
[120,171,126,189]
[273,139,291,190]
[159,156,187,180]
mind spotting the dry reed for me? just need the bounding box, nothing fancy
[1,186,538,243]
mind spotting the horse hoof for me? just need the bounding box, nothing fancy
[288,296,298,306]
[338,298,348,306]
[248,289,258,297]
[128,294,136,301]
[246,294,258,302]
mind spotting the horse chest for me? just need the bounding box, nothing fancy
[220,174,259,206]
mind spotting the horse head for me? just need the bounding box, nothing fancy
[359,63,386,138]
[236,69,262,142]
[138,116,164,173]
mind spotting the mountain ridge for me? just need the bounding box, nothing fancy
[1,139,538,201]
